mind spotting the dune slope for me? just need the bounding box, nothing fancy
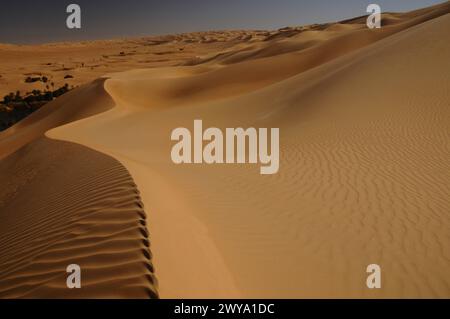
[0,138,158,298]
[0,78,115,159]
[48,10,450,298]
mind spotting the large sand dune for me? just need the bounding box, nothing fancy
[0,138,158,298]
[1,2,450,298]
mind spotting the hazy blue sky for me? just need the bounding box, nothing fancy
[0,0,446,44]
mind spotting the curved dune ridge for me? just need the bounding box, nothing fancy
[0,1,449,298]
[0,138,158,298]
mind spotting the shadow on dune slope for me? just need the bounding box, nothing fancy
[0,138,158,298]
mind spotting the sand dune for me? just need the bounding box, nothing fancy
[0,78,114,159]
[0,138,158,298]
[45,3,450,298]
[1,1,449,298]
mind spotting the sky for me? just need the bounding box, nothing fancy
[0,0,446,44]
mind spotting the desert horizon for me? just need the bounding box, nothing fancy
[0,0,449,302]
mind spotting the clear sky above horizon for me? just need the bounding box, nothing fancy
[0,0,446,44]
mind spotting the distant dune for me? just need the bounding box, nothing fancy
[1,2,449,298]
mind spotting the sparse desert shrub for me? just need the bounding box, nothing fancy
[25,75,49,83]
